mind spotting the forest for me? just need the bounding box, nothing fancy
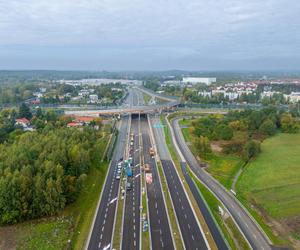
[0,107,106,225]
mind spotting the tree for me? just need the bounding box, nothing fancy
[259,119,276,136]
[280,113,299,133]
[243,140,261,161]
[18,103,32,119]
[194,136,212,159]
[215,124,233,140]
[36,107,43,119]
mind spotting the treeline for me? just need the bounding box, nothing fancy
[190,107,299,161]
[0,126,104,225]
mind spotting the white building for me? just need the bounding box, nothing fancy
[89,94,99,103]
[284,92,300,103]
[225,92,239,100]
[182,77,217,85]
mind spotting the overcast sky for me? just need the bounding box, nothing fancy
[0,0,299,71]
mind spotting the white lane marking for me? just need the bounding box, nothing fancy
[184,214,187,219]
[100,234,103,240]
[188,224,191,229]
[103,244,111,250]
[109,197,118,204]
[135,173,141,178]
[192,235,195,241]
[155,202,158,208]
[98,242,101,248]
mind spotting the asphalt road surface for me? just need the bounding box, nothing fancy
[150,115,209,250]
[88,115,129,250]
[121,115,141,250]
[172,118,272,250]
[141,116,174,249]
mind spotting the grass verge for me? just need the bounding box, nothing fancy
[141,171,150,249]
[143,93,152,104]
[112,177,125,249]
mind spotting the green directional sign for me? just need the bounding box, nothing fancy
[153,123,164,129]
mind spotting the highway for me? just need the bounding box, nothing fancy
[171,118,272,250]
[150,114,209,250]
[121,115,141,250]
[87,115,130,250]
[141,116,174,249]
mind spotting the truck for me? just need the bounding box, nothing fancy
[144,163,151,173]
[126,168,133,177]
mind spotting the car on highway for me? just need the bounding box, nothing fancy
[143,220,149,232]
[126,182,132,191]
[116,174,121,180]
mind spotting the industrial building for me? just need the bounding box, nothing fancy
[182,77,217,85]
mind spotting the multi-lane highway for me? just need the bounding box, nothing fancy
[150,114,209,250]
[141,116,174,249]
[171,117,272,250]
[87,115,129,250]
[121,115,141,250]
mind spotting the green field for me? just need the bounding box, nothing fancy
[206,154,244,189]
[236,133,300,245]
[179,119,244,190]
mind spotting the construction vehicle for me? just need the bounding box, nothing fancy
[149,147,155,157]
[144,163,151,173]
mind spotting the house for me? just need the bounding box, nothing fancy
[67,122,83,128]
[15,118,30,128]
[74,116,95,124]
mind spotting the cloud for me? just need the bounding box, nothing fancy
[0,0,299,70]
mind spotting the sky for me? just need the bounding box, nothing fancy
[0,0,299,71]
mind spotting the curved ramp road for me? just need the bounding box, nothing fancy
[171,118,272,250]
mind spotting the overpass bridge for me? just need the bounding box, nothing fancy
[64,101,180,116]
